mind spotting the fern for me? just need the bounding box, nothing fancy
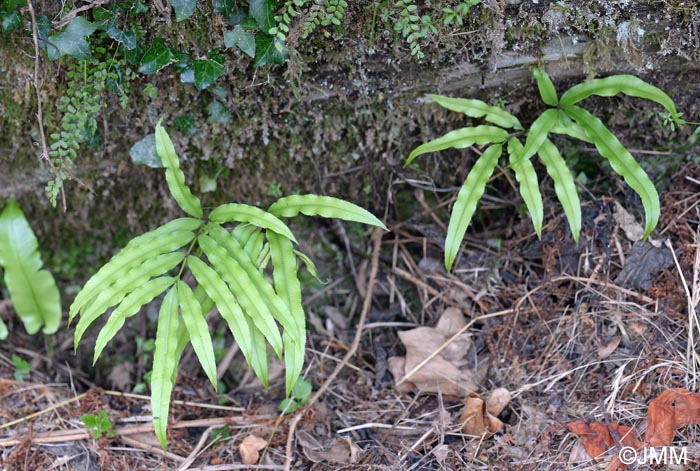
[47,54,134,207]
[392,0,436,59]
[406,69,683,271]
[71,121,387,449]
[0,199,62,339]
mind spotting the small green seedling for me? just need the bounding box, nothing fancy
[279,377,312,414]
[12,355,30,383]
[81,410,117,439]
[406,68,685,271]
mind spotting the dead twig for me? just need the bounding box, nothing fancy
[26,0,66,211]
[55,0,113,29]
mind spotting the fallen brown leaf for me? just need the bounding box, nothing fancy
[597,337,621,359]
[646,388,700,446]
[239,434,267,465]
[389,308,483,397]
[566,420,642,460]
[460,389,511,436]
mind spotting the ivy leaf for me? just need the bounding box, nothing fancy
[254,35,286,67]
[129,134,163,168]
[249,0,276,31]
[1,10,23,32]
[47,16,97,61]
[193,59,225,90]
[174,114,197,136]
[106,26,136,50]
[224,26,256,58]
[169,0,197,21]
[207,101,230,123]
[138,38,176,74]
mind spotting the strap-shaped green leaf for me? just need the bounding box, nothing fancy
[0,318,7,340]
[551,111,592,143]
[186,255,253,363]
[232,223,259,247]
[267,231,306,396]
[93,276,175,364]
[507,137,543,237]
[566,105,659,237]
[151,286,180,450]
[532,68,558,106]
[560,75,680,120]
[74,251,185,348]
[247,319,269,387]
[445,144,503,272]
[203,229,290,351]
[193,284,215,316]
[516,109,558,166]
[405,125,508,165]
[177,280,217,390]
[210,204,297,242]
[244,230,265,261]
[537,138,582,243]
[268,195,387,230]
[0,199,61,335]
[70,220,199,320]
[294,249,321,281]
[155,120,203,218]
[429,95,523,130]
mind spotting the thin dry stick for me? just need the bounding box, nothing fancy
[282,228,384,471]
[119,435,186,462]
[665,237,700,388]
[26,0,66,211]
[176,425,217,471]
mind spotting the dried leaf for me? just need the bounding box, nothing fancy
[485,387,511,416]
[390,308,480,397]
[460,393,487,435]
[612,201,644,242]
[239,434,267,465]
[597,337,621,359]
[614,241,673,291]
[460,389,509,436]
[646,388,700,446]
[566,420,641,460]
[298,430,359,464]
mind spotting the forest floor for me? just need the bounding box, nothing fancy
[1,165,699,471]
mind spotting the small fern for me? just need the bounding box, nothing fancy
[47,54,134,207]
[393,0,436,59]
[406,69,683,271]
[70,121,386,449]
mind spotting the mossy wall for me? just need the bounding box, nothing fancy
[0,0,698,285]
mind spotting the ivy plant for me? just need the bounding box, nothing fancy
[0,198,62,340]
[406,68,684,271]
[70,120,386,449]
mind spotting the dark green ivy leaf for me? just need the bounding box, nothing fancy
[224,26,255,58]
[138,38,176,74]
[129,134,163,168]
[213,0,237,18]
[207,100,230,123]
[131,1,149,15]
[106,26,137,50]
[1,10,22,32]
[193,59,225,90]
[47,16,98,61]
[249,0,276,32]
[174,114,197,136]
[254,35,286,67]
[3,0,25,13]
[169,0,197,21]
